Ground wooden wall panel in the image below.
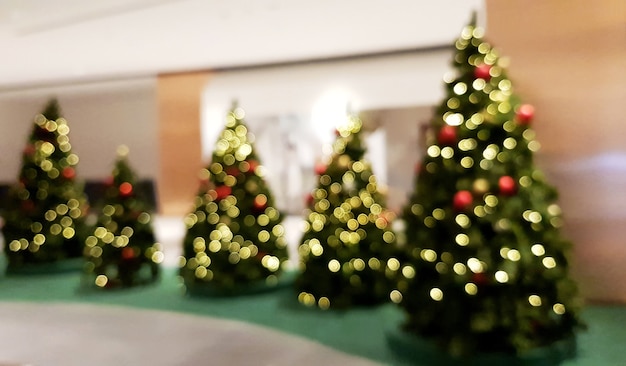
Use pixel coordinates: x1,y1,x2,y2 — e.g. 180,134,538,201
486,0,626,156
486,0,626,303
157,72,211,216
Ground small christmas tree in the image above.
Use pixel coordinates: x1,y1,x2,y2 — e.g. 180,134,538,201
2,99,89,273
83,146,162,288
393,20,584,357
296,115,399,309
180,105,290,295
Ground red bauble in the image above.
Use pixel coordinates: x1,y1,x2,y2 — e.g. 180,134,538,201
199,178,210,191
437,125,458,146
314,162,327,175
23,144,35,156
453,190,473,211
214,185,231,200
82,203,91,216
131,210,142,220
474,64,492,80
516,104,535,124
498,176,517,196
378,211,391,227
306,193,315,207
62,167,76,180
104,176,114,186
472,272,489,286
225,166,240,177
21,199,35,212
119,182,133,197
247,160,259,174
253,194,268,211
121,247,135,260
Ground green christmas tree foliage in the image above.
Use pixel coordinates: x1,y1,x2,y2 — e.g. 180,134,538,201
180,106,289,294
2,99,89,273
83,146,162,288
296,115,399,310
394,22,584,356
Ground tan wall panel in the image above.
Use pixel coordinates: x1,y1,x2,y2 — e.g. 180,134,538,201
157,72,211,215
486,0,626,156
487,0,626,303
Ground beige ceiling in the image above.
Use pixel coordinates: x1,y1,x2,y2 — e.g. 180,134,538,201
0,0,484,90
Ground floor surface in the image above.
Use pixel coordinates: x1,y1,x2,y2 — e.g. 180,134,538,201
0,302,378,366
0,216,624,366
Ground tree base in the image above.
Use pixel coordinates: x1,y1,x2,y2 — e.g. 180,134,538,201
385,323,577,366
4,256,84,276
183,270,296,297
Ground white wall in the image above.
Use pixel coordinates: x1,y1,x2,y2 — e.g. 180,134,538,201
364,106,433,212
201,48,453,154
0,77,159,183
201,50,449,213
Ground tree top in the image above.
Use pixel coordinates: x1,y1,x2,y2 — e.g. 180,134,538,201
41,98,62,121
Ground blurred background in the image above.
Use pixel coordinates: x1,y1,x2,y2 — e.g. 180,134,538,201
0,0,624,305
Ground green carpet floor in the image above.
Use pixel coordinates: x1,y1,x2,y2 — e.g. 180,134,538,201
0,266,624,365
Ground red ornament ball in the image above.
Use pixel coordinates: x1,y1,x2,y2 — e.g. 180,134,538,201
314,162,327,175
246,160,259,174
23,144,35,156
119,182,133,197
453,190,473,211
214,185,231,200
104,176,114,186
516,104,535,124
472,272,489,286
437,125,458,146
121,247,135,260
199,178,211,191
225,166,240,177
377,211,392,227
253,194,268,211
21,199,35,212
498,176,517,196
62,167,76,180
306,193,315,207
474,64,492,80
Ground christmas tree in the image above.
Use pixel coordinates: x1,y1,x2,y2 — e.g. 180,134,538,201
296,115,399,310
2,99,89,273
82,146,162,288
180,105,290,295
393,20,584,357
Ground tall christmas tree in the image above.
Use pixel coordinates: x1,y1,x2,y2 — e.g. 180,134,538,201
83,146,162,288
393,20,584,357
2,99,89,273
180,105,290,295
296,115,399,310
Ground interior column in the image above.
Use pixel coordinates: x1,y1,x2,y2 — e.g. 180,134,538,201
156,71,211,216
